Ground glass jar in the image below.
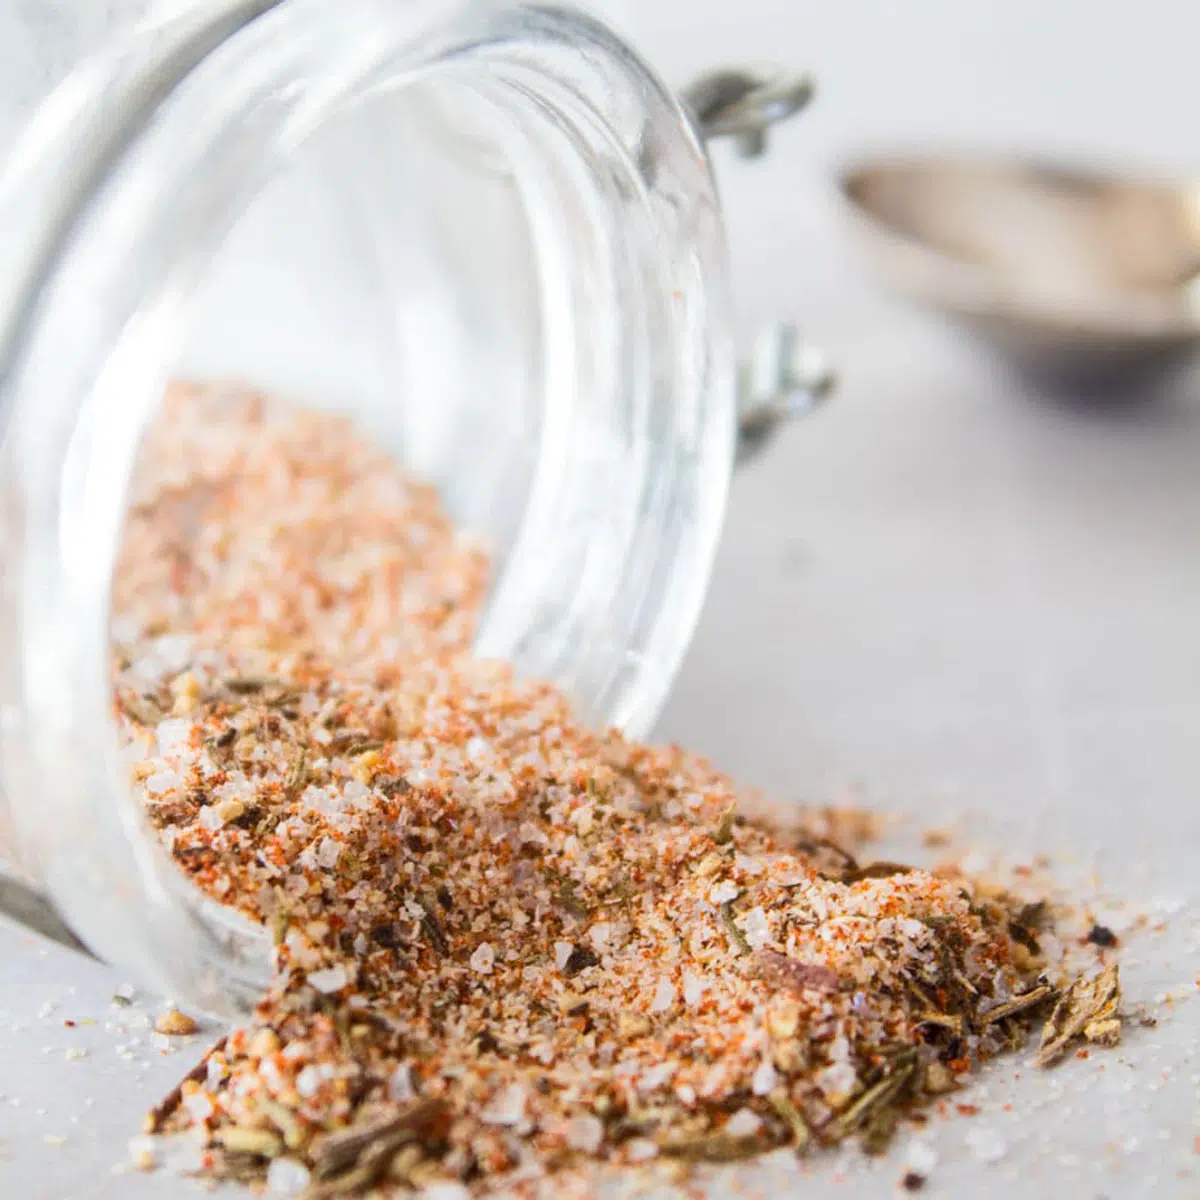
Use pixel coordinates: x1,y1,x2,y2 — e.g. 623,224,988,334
0,0,827,1013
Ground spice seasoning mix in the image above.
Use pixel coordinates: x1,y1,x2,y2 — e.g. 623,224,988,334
114,384,1122,1196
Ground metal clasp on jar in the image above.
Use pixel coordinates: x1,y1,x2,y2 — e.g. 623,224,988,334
682,65,835,464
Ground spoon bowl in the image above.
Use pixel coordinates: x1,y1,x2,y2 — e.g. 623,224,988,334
840,154,1200,389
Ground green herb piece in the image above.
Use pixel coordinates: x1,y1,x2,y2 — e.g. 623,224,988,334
824,1048,918,1147
767,1089,810,1152
284,747,308,798
658,1131,767,1163
419,903,449,956
1034,965,1121,1067
712,806,737,845
720,901,751,956
980,984,1055,1028
306,1100,446,1197
545,870,590,920
915,1010,965,1035
841,861,917,883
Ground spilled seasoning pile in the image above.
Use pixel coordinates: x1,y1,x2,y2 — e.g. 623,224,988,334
115,384,1122,1197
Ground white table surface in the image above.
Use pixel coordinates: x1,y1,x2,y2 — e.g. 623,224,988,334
2,1,1199,1197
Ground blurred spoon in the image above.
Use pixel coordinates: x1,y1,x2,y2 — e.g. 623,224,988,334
839,153,1200,391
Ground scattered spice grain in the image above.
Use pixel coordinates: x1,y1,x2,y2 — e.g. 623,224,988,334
114,385,1125,1195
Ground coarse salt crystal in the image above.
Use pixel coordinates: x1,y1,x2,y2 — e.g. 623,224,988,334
315,837,342,869
709,880,739,905
682,971,706,1007
421,1185,472,1200
389,1064,415,1102
589,923,612,951
554,941,573,971
152,634,194,673
639,1063,676,1093
650,978,675,1012
726,1108,762,1139
751,1060,778,1096
266,1157,311,1196
465,737,491,761
566,1115,604,1154
739,906,771,950
295,1066,323,1098
198,806,226,831
470,943,495,974
625,1138,658,1163
816,1060,857,1102
144,771,182,797
307,965,348,994
155,719,192,757
481,1081,526,1126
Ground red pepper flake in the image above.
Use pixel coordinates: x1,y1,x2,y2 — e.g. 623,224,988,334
114,384,1127,1194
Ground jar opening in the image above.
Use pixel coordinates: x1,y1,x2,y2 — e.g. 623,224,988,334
0,0,734,1011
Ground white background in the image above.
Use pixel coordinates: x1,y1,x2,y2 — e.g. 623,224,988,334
1,2,1199,1198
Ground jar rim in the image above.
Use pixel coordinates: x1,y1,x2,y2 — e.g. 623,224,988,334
0,0,734,1012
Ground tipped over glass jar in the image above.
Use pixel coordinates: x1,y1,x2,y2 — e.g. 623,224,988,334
0,0,830,1013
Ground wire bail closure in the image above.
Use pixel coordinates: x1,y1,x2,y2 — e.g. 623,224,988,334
682,65,834,464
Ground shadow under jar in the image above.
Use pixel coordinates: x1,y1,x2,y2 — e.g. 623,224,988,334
0,0,798,1015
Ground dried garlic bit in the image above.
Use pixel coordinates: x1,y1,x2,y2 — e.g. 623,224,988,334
154,1008,199,1037
214,1126,283,1158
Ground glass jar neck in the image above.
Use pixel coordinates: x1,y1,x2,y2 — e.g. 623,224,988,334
0,0,734,1011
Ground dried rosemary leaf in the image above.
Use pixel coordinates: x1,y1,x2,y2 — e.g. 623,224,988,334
720,901,751,957
658,1131,768,1163
824,1048,919,1147
419,904,450,956
915,1010,965,1035
309,1100,445,1182
223,676,273,693
841,861,917,883
712,806,737,846
980,984,1055,1028
1034,965,1121,1068
767,1089,811,1152
284,747,309,797
545,871,590,920
143,1037,228,1134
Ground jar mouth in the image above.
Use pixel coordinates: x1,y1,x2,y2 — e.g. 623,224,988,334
0,0,733,1011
